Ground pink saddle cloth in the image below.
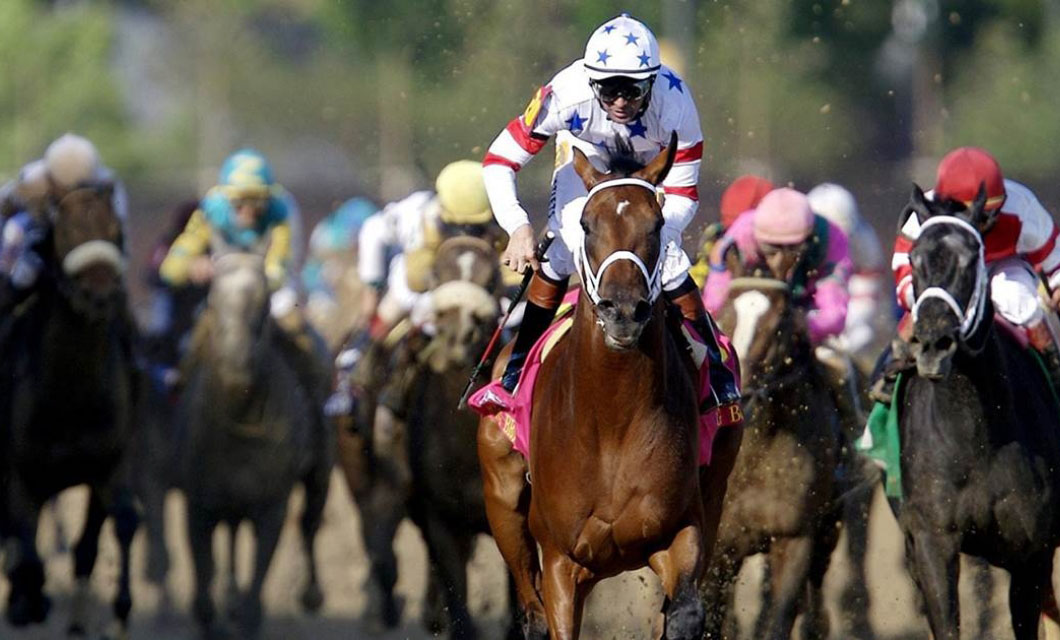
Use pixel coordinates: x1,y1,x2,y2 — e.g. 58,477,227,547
469,296,743,466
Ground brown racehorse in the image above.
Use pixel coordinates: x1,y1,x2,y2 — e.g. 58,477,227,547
479,136,732,639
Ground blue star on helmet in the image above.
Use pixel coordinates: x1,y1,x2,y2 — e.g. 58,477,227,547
566,112,586,134
624,32,639,46
627,118,648,138
638,51,651,67
662,70,684,93
596,49,611,65
602,25,616,34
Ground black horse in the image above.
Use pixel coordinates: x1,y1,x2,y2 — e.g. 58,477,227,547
0,184,140,637
896,183,1060,640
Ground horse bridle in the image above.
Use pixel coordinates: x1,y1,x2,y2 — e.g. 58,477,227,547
910,215,988,341
576,177,664,305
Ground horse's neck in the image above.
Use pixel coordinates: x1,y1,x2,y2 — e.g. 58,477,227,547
47,289,116,371
565,301,670,403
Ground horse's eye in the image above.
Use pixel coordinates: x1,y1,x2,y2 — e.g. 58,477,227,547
581,220,590,235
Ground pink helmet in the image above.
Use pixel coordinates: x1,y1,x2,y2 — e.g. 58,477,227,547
753,188,814,245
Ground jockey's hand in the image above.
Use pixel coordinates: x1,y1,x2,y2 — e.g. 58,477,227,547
188,255,214,285
502,224,538,274
1049,286,1060,311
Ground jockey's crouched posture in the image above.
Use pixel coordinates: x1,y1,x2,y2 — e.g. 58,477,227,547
705,188,862,438
872,147,1060,403
159,148,329,409
0,134,129,317
484,13,741,424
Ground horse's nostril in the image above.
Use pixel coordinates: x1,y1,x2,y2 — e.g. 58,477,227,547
936,336,954,352
633,300,651,322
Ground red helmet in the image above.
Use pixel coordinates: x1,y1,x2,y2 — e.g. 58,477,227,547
720,174,774,229
934,147,1006,211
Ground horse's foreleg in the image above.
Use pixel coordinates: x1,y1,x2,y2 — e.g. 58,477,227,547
540,546,589,640
241,503,286,638
479,419,546,639
188,506,219,634
799,519,840,640
297,459,330,613
417,509,476,639
1009,553,1053,640
763,535,814,640
69,490,107,636
701,536,745,640
699,425,742,563
649,522,706,640
108,486,139,639
2,475,49,627
905,530,960,640
836,468,874,639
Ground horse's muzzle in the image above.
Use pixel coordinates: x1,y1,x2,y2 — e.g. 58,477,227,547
596,297,651,350
912,332,957,379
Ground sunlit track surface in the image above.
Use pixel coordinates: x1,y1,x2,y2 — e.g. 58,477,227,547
0,472,1035,639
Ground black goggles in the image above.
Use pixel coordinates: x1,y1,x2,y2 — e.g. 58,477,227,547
591,77,653,103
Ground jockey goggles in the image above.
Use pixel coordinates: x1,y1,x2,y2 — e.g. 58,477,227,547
590,77,653,104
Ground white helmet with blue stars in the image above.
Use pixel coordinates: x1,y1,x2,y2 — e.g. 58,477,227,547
583,13,661,81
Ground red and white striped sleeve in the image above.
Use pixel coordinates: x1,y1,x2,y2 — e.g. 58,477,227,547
892,214,920,311
482,86,556,235
659,87,703,233
1006,180,1060,289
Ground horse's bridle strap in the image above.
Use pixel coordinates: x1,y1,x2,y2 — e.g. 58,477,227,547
579,177,664,305
911,215,988,339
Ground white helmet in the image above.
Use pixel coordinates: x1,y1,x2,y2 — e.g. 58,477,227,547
583,13,660,81
44,133,101,189
807,182,860,236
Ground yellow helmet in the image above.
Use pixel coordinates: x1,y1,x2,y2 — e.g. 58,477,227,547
435,160,492,225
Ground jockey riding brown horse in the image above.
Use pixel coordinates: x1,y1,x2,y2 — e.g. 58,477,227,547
478,136,737,640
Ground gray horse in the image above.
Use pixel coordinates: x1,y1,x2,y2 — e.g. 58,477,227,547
175,251,331,638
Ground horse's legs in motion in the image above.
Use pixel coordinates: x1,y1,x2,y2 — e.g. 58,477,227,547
189,505,220,635
224,521,240,618
108,485,139,638
142,472,170,589
238,503,286,638
540,546,589,640
69,490,107,636
700,426,742,561
416,507,477,639
358,475,406,629
837,470,874,638
479,421,547,639
298,458,330,613
799,521,840,640
1009,553,1053,640
701,535,750,639
905,530,960,640
3,476,49,627
762,535,814,639
649,522,706,640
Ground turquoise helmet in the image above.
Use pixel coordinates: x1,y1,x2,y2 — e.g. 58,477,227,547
218,148,274,199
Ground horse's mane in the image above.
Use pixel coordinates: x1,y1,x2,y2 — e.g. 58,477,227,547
603,134,644,176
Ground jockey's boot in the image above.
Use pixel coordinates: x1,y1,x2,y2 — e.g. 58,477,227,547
868,314,915,405
499,272,568,392
1027,320,1060,398
667,276,741,412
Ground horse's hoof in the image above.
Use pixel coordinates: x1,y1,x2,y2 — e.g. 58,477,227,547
6,591,51,626
300,582,324,613
663,596,705,640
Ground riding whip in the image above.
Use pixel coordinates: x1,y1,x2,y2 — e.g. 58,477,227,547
457,231,555,409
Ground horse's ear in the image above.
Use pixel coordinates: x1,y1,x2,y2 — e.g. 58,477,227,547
900,183,931,231
572,147,604,190
635,131,677,186
964,181,990,229
722,243,745,278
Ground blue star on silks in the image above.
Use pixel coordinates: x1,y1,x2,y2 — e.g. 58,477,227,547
596,49,611,65
637,51,651,67
662,70,684,93
627,119,648,138
603,25,616,34
566,112,586,134
624,32,639,46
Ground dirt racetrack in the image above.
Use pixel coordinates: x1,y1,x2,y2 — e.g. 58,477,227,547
0,470,1040,639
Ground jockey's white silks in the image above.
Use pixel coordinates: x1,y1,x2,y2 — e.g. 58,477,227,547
577,178,664,305
911,215,988,340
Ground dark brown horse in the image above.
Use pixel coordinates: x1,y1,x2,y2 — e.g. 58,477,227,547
336,235,509,634
479,137,721,639
0,184,140,637
704,255,842,639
